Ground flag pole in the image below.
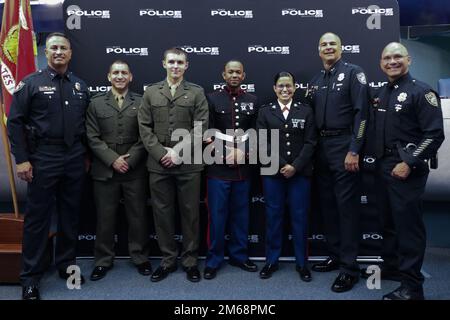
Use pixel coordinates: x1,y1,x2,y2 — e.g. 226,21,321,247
0,96,19,218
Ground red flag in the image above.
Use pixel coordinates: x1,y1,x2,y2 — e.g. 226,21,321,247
0,0,37,122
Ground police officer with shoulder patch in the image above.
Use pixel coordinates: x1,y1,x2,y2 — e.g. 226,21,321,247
86,60,151,281
7,32,89,300
370,42,444,300
138,47,208,283
203,60,258,280
307,32,370,292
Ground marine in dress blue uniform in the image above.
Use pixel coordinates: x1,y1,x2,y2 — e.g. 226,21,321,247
373,43,444,300
256,72,317,281
7,33,89,300
307,33,369,292
203,61,258,280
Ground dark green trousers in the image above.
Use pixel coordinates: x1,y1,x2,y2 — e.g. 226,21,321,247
93,178,150,267
149,172,201,268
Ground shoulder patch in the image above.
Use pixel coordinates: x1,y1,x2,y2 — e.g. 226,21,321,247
14,81,26,93
356,72,367,85
425,91,439,107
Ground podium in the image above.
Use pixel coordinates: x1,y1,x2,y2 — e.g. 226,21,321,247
0,214,23,283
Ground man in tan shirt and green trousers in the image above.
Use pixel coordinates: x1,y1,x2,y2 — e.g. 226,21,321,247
138,48,209,282
86,60,151,281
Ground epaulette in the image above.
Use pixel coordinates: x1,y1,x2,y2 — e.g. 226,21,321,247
185,81,202,89
411,78,434,92
130,91,142,98
91,92,108,100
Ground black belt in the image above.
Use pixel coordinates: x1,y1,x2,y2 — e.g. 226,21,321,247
319,128,351,137
38,137,80,145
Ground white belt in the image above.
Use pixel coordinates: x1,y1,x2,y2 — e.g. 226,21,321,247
214,131,249,143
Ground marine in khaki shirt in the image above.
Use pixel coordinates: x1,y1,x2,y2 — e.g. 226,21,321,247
86,60,151,281
138,48,208,283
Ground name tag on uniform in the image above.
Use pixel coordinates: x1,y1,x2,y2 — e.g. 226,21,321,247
39,86,56,93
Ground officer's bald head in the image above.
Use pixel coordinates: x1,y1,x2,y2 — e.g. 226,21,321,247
380,42,411,82
318,33,341,49
318,32,342,69
381,42,409,58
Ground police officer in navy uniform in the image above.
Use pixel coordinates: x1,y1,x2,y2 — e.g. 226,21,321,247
371,42,444,300
257,72,317,281
7,33,89,300
203,60,258,280
86,60,151,281
307,32,369,292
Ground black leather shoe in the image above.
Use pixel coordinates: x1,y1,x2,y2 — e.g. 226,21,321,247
204,267,217,280
58,269,85,284
229,259,258,272
296,266,312,282
361,267,402,282
259,264,279,279
136,261,152,276
90,266,111,281
185,266,201,282
312,258,339,272
22,286,40,300
383,285,424,300
331,272,359,292
150,265,177,282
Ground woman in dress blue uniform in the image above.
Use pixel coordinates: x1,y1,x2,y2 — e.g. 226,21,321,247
256,72,317,281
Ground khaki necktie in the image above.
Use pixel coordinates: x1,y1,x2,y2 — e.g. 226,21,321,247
170,85,177,97
116,95,124,108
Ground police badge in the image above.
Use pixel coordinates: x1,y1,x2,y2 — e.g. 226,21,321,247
425,91,439,107
337,73,345,81
397,92,407,102
356,72,367,85
75,82,81,91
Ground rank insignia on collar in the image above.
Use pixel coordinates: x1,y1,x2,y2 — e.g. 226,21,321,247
356,72,367,85
75,82,81,91
397,92,407,102
337,73,345,81
425,91,439,107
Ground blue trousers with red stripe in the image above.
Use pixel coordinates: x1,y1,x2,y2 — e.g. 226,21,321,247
262,174,310,267
205,177,251,269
